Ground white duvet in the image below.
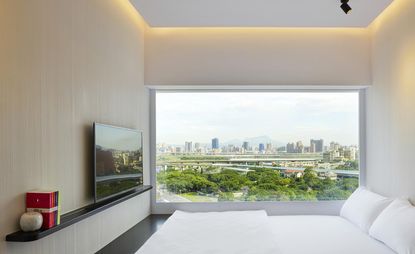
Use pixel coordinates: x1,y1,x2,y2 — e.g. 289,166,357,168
268,215,395,254
136,210,280,254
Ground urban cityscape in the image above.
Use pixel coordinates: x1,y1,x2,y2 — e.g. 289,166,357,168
156,137,359,202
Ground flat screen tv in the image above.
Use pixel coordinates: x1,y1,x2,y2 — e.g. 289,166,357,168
94,123,143,203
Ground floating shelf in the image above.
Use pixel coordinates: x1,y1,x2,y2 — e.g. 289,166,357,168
6,185,152,242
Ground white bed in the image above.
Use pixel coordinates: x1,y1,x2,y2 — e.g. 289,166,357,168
136,211,395,254
136,210,280,254
268,215,395,254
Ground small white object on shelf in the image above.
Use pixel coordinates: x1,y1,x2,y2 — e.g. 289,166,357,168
20,212,43,232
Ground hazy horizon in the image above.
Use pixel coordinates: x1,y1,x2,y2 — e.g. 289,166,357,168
156,92,359,147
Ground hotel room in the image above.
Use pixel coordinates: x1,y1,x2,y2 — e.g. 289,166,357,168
1,0,415,253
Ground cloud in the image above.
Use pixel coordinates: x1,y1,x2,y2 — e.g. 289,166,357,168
156,92,359,146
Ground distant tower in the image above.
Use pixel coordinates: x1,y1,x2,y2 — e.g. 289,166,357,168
122,153,129,165
310,139,324,153
296,141,304,153
212,138,220,150
242,141,249,151
184,141,193,153
194,142,201,151
310,142,316,153
266,143,272,153
330,141,340,151
286,143,295,153
259,143,265,153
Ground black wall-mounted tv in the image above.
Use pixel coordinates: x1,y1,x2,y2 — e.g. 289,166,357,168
93,123,143,203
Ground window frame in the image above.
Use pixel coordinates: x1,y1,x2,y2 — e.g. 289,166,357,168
149,87,367,215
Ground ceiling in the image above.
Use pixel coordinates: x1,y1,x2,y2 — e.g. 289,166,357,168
130,0,393,27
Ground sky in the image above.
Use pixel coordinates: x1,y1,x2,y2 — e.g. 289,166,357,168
156,92,359,147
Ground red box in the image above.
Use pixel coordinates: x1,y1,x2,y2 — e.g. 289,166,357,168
26,190,60,229
26,191,57,209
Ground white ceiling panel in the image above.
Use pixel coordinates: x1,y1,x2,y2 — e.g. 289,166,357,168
130,0,393,27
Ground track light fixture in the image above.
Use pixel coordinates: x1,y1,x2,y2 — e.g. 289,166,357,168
340,0,352,14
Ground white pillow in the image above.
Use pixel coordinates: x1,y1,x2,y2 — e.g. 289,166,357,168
369,199,415,254
340,187,392,232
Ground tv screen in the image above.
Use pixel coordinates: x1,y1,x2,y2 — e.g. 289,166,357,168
94,123,143,202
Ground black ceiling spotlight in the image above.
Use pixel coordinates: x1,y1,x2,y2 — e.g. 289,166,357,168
341,0,352,14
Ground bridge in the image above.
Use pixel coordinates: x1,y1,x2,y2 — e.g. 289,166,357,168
164,157,321,164
160,161,359,178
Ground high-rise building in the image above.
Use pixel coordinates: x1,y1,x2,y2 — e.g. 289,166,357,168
323,151,336,162
122,153,129,165
344,147,357,161
296,141,304,153
310,143,316,153
194,142,201,153
277,146,286,152
212,138,220,149
242,141,249,151
259,143,265,153
286,142,296,153
184,141,192,153
310,139,324,153
317,139,324,152
330,142,340,151
266,143,272,153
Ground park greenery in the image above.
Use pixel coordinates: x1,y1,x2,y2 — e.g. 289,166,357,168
334,160,359,171
157,166,359,202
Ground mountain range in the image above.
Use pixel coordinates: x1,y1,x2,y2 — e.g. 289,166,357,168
223,135,285,147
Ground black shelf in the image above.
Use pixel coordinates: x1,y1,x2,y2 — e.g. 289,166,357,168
6,185,152,242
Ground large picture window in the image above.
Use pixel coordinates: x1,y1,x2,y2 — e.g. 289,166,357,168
155,91,360,203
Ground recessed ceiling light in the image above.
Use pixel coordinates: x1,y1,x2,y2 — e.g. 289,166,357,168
341,0,352,14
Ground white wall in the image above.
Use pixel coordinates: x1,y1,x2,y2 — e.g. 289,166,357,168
367,0,415,202
0,0,150,253
145,28,371,86
146,27,370,215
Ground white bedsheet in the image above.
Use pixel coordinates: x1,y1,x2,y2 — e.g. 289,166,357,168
268,215,395,254
136,210,280,254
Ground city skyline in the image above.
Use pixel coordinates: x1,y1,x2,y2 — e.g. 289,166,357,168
157,136,358,157
156,92,359,146
157,137,357,149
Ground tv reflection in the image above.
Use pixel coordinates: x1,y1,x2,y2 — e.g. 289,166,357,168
94,125,143,201
96,146,143,176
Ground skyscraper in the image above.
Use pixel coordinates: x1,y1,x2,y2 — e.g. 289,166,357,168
242,141,249,151
296,141,304,153
286,143,296,153
330,141,340,151
259,143,265,153
212,138,219,149
266,143,272,153
310,139,324,153
310,143,316,153
185,141,193,153
194,142,201,153
344,147,357,161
